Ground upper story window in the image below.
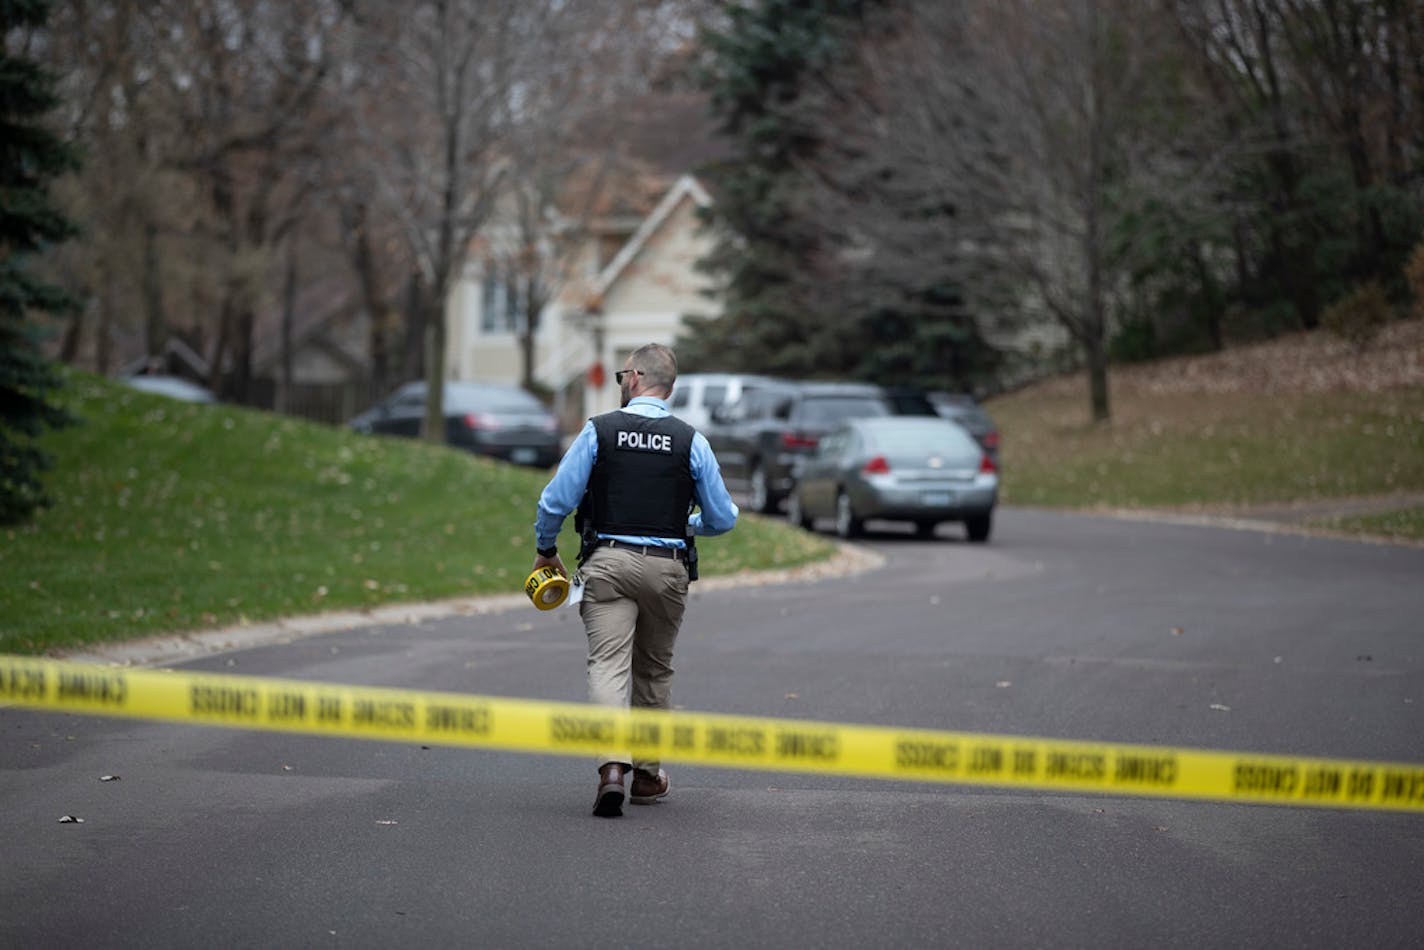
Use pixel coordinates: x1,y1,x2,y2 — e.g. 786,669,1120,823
480,260,523,335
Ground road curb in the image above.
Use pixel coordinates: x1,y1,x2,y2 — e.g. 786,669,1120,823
1083,506,1424,550
59,542,887,669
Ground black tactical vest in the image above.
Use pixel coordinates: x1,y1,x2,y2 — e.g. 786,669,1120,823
587,411,695,539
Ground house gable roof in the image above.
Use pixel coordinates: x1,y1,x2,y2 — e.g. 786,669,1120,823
593,173,712,301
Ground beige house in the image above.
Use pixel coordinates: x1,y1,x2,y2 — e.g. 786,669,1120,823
445,173,719,430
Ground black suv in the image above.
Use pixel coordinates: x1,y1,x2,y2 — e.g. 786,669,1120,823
707,381,937,513
927,392,1001,462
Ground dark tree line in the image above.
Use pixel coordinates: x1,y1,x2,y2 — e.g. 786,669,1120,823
684,0,1424,420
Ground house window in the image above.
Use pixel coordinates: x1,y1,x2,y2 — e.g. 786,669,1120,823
480,261,522,335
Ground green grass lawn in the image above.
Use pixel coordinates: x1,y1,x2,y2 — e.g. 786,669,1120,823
0,372,835,656
990,386,1424,510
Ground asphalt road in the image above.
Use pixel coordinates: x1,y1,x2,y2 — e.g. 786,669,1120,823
3,508,1422,949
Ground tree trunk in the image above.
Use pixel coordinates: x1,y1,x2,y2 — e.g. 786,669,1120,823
519,276,544,391
59,303,85,365
1086,332,1110,423
1193,245,1225,351
1257,5,1321,329
142,220,165,360
97,276,112,374
520,327,536,390
278,238,297,413
348,200,395,394
422,290,446,442
1327,3,1386,274
402,272,425,383
231,294,255,405
209,297,231,397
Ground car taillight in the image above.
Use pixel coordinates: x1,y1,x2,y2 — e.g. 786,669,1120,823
862,455,891,475
982,431,1000,450
979,454,997,474
464,412,500,431
781,431,819,450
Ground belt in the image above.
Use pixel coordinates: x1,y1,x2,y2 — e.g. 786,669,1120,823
595,539,686,560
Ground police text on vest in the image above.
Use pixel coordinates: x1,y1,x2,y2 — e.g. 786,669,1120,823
616,430,673,453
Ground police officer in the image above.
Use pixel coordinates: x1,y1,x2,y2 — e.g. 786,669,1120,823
533,343,739,817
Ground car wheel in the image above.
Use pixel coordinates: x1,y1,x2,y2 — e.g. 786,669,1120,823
914,520,938,539
749,463,777,514
835,491,863,539
965,511,992,543
787,489,813,531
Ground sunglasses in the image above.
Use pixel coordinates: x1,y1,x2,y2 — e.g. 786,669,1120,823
614,369,642,385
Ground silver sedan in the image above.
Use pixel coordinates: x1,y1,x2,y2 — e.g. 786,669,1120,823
786,416,999,542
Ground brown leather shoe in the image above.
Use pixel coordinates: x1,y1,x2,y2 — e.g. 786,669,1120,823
593,763,626,817
629,768,671,804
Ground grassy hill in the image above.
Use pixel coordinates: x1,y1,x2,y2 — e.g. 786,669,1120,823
989,319,1424,536
0,373,835,655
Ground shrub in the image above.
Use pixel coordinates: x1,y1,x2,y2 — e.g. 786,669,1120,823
1321,281,1392,349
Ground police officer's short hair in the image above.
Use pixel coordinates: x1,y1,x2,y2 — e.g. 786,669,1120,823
630,343,677,393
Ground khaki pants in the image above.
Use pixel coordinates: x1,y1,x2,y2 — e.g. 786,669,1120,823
578,545,689,771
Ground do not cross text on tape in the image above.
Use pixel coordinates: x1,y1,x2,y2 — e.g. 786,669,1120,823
2,655,1421,813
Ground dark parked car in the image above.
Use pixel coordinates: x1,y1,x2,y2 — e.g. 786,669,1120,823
707,381,937,513
928,392,1000,461
349,381,560,468
786,416,998,542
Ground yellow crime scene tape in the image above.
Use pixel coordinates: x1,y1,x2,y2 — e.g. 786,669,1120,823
2,654,1421,813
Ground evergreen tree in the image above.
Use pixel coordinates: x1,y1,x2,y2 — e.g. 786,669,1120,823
680,0,868,376
0,0,80,525
683,0,1001,392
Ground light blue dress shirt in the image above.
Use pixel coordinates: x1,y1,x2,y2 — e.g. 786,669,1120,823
535,396,739,551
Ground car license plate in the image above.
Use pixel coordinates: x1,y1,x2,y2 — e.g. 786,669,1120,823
922,492,952,507
511,448,537,464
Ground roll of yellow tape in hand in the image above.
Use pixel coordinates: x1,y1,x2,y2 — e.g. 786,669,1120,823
524,566,569,610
